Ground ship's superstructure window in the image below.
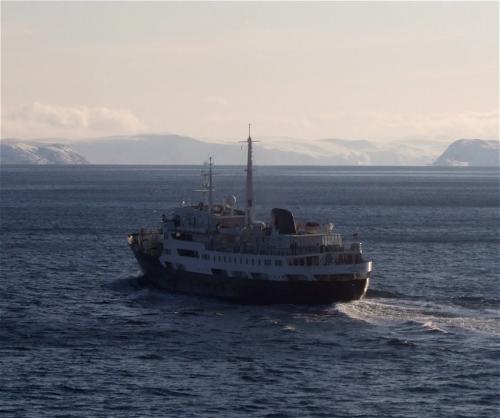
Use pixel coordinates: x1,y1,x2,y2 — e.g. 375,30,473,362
306,256,319,266
287,256,319,266
336,254,355,265
202,254,210,260
274,260,282,266
177,249,199,258
164,248,171,254
264,260,272,266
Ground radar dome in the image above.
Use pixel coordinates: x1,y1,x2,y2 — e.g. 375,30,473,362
224,195,237,207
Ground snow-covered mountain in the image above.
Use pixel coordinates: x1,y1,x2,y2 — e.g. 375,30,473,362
433,139,499,166
66,134,448,165
258,137,445,165
0,141,88,165
5,135,495,166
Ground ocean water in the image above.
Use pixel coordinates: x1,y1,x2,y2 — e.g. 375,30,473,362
0,165,499,417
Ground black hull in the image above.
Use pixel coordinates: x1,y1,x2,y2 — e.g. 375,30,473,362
133,251,369,305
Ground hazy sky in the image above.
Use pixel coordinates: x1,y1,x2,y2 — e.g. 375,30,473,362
1,1,498,143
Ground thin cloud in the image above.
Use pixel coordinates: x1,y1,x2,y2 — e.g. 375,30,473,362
2,102,145,139
198,110,499,143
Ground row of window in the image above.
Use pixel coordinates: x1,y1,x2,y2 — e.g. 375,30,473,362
165,262,273,280
287,254,363,266
167,262,348,283
177,249,199,258
288,256,320,266
210,254,283,266
173,249,284,266
168,247,362,267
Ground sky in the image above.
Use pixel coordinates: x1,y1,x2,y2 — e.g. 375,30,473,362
1,1,498,144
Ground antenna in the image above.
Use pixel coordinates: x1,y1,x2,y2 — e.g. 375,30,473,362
195,157,215,231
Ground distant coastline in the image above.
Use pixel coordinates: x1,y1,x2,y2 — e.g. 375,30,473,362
1,136,498,167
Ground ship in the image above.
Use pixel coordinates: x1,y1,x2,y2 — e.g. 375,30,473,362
127,127,372,304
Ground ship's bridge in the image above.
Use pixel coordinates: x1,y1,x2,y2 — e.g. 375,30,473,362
167,203,246,232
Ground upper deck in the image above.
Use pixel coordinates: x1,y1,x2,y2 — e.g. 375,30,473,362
161,202,347,257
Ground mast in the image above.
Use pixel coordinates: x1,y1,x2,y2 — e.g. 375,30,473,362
245,124,255,227
208,157,213,213
208,157,213,230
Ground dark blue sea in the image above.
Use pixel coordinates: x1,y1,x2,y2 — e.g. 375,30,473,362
1,165,499,417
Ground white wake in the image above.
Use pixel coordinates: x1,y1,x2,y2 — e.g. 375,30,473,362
334,298,500,336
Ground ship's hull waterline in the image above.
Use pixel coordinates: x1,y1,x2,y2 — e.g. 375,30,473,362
133,251,370,305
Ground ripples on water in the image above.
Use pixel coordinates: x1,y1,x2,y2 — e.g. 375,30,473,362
0,166,499,417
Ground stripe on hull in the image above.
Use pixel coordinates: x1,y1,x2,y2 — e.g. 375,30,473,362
134,250,369,305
